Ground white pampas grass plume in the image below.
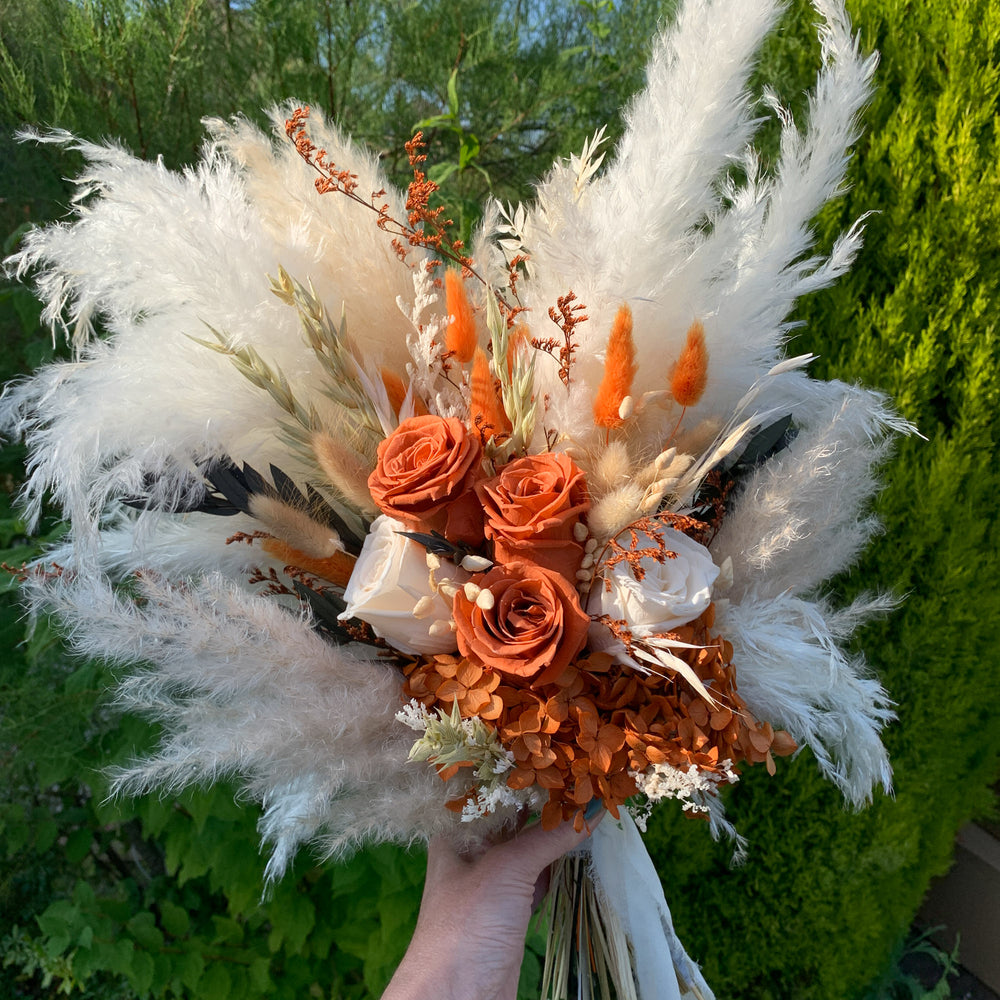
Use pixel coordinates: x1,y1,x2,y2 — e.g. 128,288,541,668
718,591,895,805
505,0,878,460
711,382,912,602
30,570,503,872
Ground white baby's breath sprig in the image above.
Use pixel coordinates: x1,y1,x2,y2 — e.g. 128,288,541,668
632,759,739,814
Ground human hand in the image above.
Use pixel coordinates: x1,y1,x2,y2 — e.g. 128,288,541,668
381,813,602,1000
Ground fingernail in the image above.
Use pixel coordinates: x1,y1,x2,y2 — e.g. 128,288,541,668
584,799,604,821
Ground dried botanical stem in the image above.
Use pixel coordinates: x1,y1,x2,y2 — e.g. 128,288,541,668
533,291,587,387
285,108,475,277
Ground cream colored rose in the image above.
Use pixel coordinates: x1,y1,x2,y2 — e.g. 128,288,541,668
588,527,719,638
339,515,461,655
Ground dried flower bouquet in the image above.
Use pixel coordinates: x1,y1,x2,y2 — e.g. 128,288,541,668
2,0,911,996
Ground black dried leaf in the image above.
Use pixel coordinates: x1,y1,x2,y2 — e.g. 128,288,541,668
396,529,475,562
240,462,270,498
204,461,254,515
120,470,241,516
292,579,348,624
734,414,795,469
270,463,307,507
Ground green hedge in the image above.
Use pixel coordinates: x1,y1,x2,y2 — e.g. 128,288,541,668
644,2,1000,997
2,1,997,998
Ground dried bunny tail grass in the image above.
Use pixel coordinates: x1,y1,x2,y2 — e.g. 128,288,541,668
718,590,894,806
586,439,634,495
588,483,646,543
247,494,344,558
669,320,708,408
310,430,378,515
444,268,478,363
470,347,511,443
593,304,637,429
259,537,356,588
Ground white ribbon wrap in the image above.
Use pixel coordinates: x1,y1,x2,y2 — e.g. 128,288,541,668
588,812,715,1000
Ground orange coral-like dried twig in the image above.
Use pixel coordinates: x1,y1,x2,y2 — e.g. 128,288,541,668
285,109,474,277
532,292,587,388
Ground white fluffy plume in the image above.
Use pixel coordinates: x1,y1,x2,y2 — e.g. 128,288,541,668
30,571,494,867
507,0,879,449
2,0,905,872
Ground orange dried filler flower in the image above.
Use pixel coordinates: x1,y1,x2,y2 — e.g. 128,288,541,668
593,304,637,429
670,319,709,407
403,603,796,831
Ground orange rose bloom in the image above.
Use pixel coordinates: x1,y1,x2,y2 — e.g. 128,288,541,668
368,415,483,537
476,452,589,578
454,561,590,686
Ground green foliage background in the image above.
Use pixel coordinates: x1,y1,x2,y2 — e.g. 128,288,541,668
1,1,997,997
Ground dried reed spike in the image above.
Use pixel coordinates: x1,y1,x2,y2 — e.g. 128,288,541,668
670,320,709,407
444,268,477,363
593,304,637,429
470,347,512,443
506,322,530,380
248,494,344,559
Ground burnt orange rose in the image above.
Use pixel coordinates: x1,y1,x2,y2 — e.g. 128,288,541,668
476,452,589,578
454,561,589,686
368,415,483,537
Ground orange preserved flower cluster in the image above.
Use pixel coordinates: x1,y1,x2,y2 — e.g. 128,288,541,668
403,603,796,831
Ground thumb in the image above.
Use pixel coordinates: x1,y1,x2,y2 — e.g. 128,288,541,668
491,810,605,877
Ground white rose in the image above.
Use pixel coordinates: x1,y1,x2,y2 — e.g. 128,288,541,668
588,527,719,643
339,515,463,655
